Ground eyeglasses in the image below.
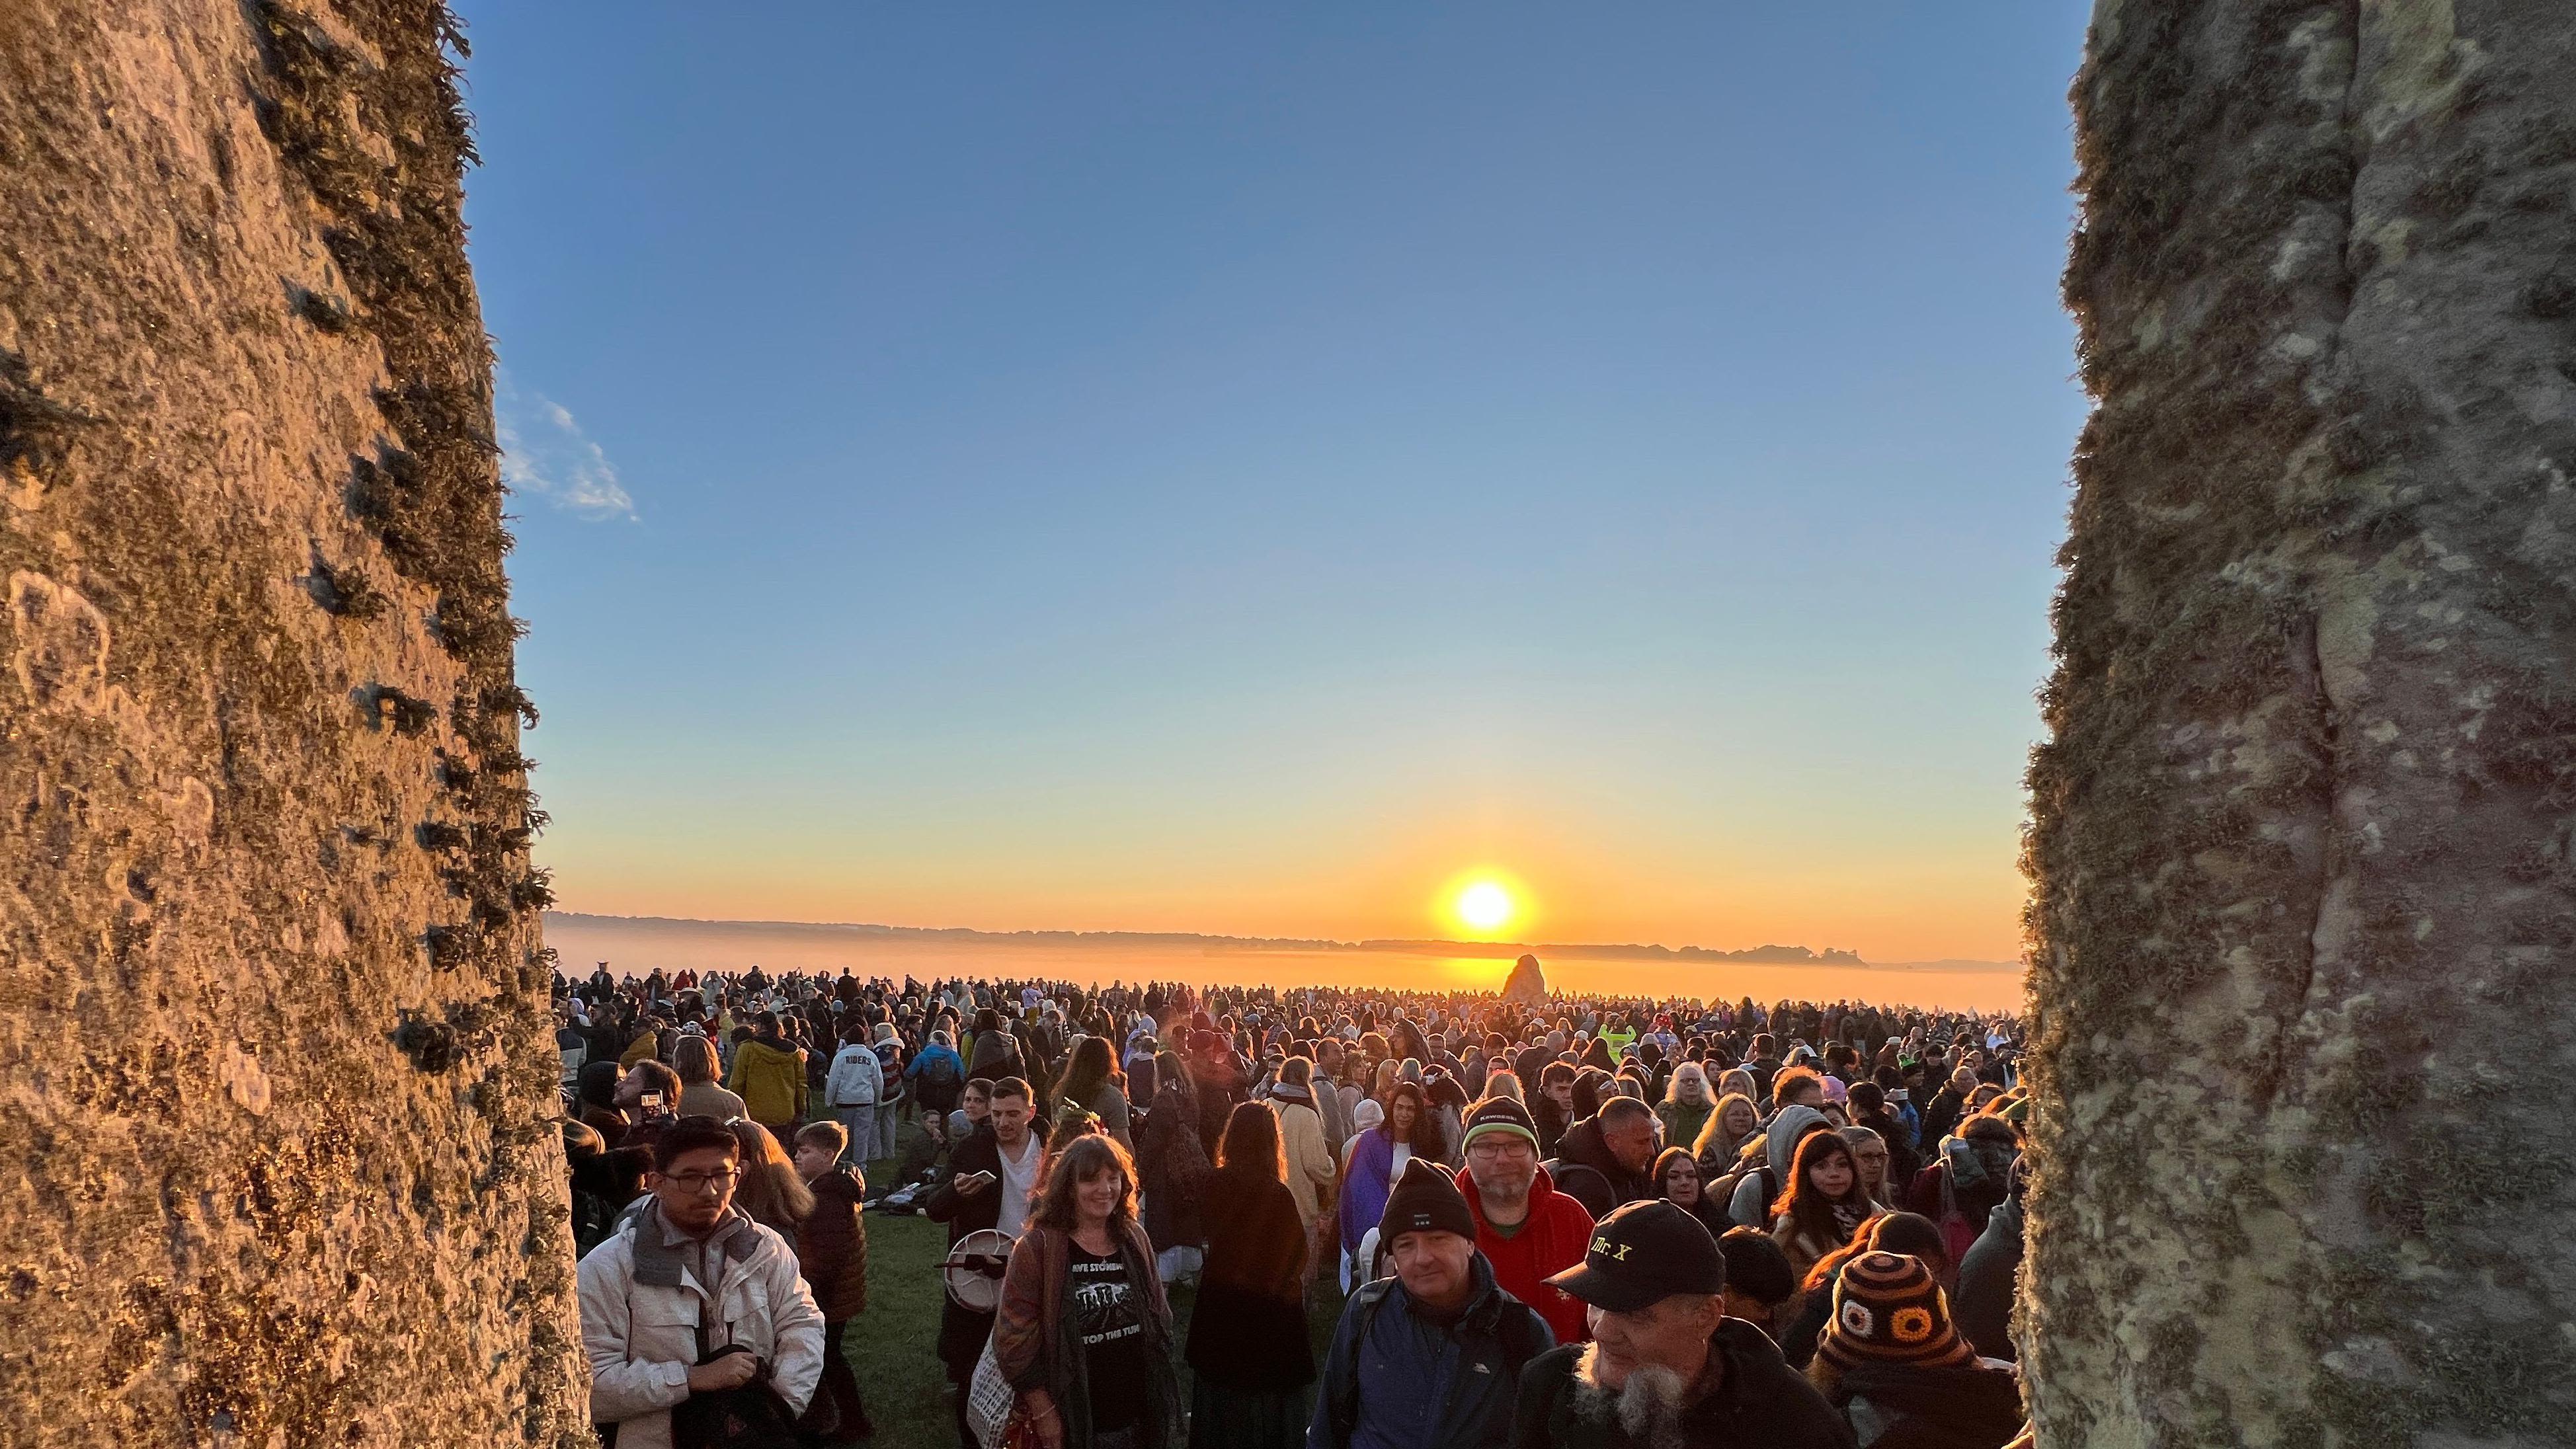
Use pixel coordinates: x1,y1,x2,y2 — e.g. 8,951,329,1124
663,1168,741,1193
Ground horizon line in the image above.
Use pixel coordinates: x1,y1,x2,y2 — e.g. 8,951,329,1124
543,910,2021,972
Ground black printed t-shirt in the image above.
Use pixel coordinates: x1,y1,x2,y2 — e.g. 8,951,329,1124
1067,1240,1148,1430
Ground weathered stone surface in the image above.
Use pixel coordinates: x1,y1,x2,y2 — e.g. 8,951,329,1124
1501,952,1549,1005
2026,2,2576,1444
0,3,583,1444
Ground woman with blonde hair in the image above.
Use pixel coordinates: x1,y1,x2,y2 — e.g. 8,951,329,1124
1480,1068,1523,1103
1839,1124,1897,1210
1715,1067,1758,1105
1692,1090,1763,1182
1361,1057,1397,1115
994,1132,1184,1449
672,1034,746,1121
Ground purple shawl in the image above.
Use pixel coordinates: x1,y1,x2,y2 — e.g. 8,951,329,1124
1338,1126,1400,1253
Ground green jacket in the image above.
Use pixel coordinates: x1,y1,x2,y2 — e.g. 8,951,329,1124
728,1035,807,1127
1657,1098,1713,1156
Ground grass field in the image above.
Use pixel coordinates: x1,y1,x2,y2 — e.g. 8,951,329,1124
846,1126,1348,1446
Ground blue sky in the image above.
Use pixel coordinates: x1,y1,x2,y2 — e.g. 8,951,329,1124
456,3,2093,961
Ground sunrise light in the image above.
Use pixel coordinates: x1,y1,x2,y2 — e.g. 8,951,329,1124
1453,879,1517,935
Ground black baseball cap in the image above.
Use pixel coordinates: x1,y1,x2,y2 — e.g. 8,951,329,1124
1545,1200,1726,1313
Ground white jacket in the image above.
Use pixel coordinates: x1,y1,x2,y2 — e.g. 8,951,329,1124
825,1042,883,1107
577,1204,825,1449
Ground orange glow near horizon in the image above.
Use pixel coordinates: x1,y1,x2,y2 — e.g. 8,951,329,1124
538,803,2032,965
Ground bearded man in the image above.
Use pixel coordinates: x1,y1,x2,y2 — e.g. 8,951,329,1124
1509,1200,1853,1449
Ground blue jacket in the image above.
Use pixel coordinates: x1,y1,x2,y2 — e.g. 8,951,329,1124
1308,1254,1553,1449
905,1042,964,1085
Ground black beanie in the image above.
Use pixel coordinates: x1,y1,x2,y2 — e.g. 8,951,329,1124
1380,1157,1476,1243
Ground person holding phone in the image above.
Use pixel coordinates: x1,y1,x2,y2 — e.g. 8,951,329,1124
926,1077,1045,1449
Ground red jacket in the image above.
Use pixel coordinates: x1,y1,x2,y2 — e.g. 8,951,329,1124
1453,1162,1595,1345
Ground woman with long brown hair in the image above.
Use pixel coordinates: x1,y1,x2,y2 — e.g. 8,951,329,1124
725,1118,815,1243
1653,1145,1731,1237
1771,1126,1879,1282
994,1132,1184,1449
1051,1034,1133,1150
1137,1046,1209,1285
1184,1101,1313,1448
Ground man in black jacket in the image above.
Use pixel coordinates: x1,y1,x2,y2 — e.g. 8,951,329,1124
1953,1157,2028,1362
1918,1063,1976,1147
1553,1097,1660,1207
1741,1034,1785,1107
1513,1200,1855,1449
923,1077,1045,1449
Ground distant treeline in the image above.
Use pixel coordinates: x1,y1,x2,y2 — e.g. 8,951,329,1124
542,912,1870,965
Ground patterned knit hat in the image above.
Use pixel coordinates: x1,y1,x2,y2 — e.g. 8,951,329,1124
1820,1252,1976,1372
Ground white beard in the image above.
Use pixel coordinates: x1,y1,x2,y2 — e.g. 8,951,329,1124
1569,1344,1691,1449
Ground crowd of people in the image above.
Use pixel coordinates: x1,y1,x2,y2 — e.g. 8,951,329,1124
559,956,2033,1449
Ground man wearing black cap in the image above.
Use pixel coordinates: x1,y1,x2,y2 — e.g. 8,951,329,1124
1511,1200,1854,1449
1310,1159,1555,1449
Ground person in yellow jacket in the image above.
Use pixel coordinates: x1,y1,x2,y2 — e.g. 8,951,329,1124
725,1010,808,1134
620,1018,666,1069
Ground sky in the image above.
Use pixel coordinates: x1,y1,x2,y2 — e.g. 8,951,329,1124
454,3,2094,964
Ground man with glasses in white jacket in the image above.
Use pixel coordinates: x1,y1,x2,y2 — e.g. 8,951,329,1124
578,1115,825,1448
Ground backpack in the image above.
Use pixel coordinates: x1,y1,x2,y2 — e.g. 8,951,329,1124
973,1031,1024,1080
924,1049,961,1087
1712,1161,1779,1226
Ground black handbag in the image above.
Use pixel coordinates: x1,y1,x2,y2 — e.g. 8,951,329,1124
668,1343,800,1449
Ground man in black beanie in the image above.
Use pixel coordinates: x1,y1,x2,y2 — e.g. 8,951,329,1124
1310,1159,1554,1449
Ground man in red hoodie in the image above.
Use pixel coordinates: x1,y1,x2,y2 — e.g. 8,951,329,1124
1452,1096,1595,1344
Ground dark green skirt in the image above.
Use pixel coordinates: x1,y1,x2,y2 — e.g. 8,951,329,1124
1187,1376,1310,1449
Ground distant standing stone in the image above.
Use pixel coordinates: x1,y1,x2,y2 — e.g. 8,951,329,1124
1502,953,1548,1005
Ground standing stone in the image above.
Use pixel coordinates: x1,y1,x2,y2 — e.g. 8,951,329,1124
1502,952,1549,1005
0,3,583,1444
2025,3,2576,1444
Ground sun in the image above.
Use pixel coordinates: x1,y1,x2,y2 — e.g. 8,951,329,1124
1455,880,1516,934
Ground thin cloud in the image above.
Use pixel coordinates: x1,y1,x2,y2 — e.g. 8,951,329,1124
497,375,637,520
